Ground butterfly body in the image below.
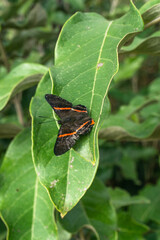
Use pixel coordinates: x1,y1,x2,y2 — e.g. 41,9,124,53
45,94,95,156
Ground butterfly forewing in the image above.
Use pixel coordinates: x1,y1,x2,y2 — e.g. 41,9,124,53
45,94,73,119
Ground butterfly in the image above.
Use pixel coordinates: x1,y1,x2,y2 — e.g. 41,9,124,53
45,94,95,156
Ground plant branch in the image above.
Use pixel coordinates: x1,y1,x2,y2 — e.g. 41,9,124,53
132,74,138,93
79,229,85,240
13,93,25,127
127,99,158,119
0,34,10,72
144,17,160,29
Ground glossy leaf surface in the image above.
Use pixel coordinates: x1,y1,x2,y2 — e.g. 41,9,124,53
31,2,143,215
100,78,160,141
0,63,48,111
0,129,57,240
130,180,160,224
60,179,117,240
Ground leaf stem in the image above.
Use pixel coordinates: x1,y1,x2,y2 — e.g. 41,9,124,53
79,229,85,240
0,34,10,72
0,34,25,126
13,93,25,127
127,99,158,119
132,74,138,93
144,17,160,29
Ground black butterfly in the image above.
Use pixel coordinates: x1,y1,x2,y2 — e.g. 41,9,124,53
45,94,95,156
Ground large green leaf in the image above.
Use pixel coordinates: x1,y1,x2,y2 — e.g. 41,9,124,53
117,212,148,240
140,0,160,14
60,179,148,240
108,187,149,209
140,2,160,27
130,180,160,224
31,1,143,215
0,63,48,111
100,88,160,141
114,56,145,83
0,123,22,138
121,30,160,55
4,4,47,29
0,129,57,240
121,1,160,55
60,178,117,240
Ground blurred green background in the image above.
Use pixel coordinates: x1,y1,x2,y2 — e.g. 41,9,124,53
0,0,160,239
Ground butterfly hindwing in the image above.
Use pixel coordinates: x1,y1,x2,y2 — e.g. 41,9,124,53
54,118,94,155
54,123,79,156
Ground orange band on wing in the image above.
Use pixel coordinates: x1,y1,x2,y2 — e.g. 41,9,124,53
54,107,87,113
91,119,95,125
54,107,71,110
58,131,77,138
58,120,94,138
73,109,87,113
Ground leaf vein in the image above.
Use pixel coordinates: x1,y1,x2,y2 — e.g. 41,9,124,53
89,21,113,111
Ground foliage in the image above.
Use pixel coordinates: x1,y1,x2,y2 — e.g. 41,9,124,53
0,0,160,239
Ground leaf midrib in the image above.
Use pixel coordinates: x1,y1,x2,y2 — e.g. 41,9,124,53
89,21,113,111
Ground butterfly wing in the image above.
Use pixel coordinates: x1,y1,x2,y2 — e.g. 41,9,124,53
54,118,94,155
45,94,95,155
54,123,79,156
45,94,73,119
45,94,89,122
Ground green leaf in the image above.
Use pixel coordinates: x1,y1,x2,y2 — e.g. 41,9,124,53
57,221,71,240
64,0,85,11
130,180,160,224
121,30,160,55
108,187,150,209
60,179,149,240
117,212,148,240
100,90,160,141
140,0,160,14
60,178,117,240
0,123,22,138
5,28,54,55
98,144,157,184
0,129,58,240
0,218,6,240
4,4,47,29
114,56,145,83
31,2,144,215
50,11,71,25
140,2,160,27
121,1,160,55
0,63,48,111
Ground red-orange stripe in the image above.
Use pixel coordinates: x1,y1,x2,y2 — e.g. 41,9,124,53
91,119,95,125
73,109,87,113
54,107,87,113
54,107,71,110
58,131,76,138
76,120,90,132
58,120,92,138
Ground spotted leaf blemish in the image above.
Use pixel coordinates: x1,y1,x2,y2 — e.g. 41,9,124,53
50,179,59,188
97,62,104,68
